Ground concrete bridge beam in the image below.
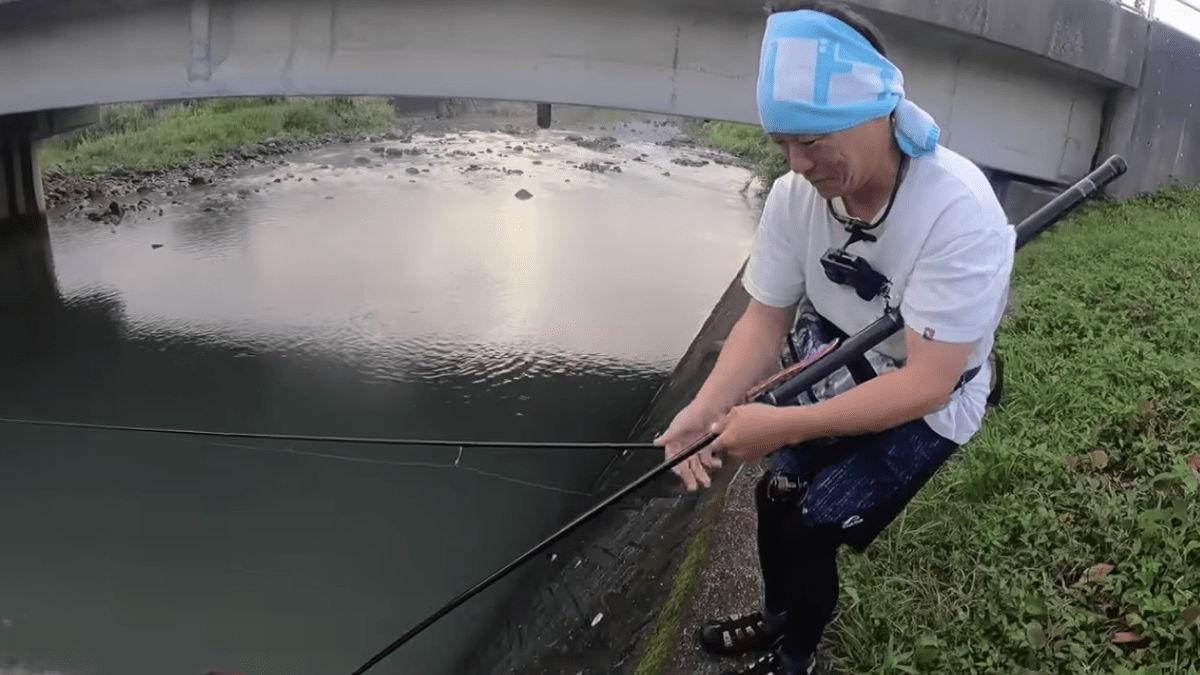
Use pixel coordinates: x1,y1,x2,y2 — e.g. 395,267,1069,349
2,1,1192,191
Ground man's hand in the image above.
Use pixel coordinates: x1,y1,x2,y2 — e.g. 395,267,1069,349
654,402,727,492
708,402,795,465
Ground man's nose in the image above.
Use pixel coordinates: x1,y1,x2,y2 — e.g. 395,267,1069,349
785,144,815,174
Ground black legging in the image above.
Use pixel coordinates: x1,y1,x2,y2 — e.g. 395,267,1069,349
755,471,841,660
752,417,960,662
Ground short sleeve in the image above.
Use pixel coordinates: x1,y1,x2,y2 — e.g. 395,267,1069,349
900,198,1015,344
742,180,806,308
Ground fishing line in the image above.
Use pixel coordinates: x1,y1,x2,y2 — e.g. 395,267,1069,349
179,437,597,497
0,417,661,452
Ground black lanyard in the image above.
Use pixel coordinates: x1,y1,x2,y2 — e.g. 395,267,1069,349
818,152,909,303
826,151,909,247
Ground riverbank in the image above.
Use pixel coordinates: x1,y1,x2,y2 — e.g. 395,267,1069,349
648,121,1200,675
682,120,787,196
38,97,397,179
36,99,759,228
37,97,398,219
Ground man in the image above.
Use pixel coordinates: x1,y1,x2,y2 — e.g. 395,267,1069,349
652,3,1015,675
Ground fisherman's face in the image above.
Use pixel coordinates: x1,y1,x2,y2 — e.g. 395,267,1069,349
770,118,888,200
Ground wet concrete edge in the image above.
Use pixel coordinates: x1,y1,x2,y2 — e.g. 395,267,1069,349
456,260,754,675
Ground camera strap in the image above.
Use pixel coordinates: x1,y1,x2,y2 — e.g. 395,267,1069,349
842,224,876,247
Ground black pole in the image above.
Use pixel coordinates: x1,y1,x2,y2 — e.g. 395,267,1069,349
347,155,1127,675
1014,155,1127,249
759,154,1128,406
536,103,552,129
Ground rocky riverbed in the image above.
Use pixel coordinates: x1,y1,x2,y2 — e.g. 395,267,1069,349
41,115,758,230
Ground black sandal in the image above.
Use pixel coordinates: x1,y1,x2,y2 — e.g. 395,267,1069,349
720,651,821,675
697,611,783,657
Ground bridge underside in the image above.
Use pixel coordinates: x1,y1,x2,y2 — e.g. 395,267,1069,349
0,0,1141,187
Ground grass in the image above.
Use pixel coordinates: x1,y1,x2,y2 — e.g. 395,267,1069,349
826,187,1200,675
37,97,398,179
633,480,730,675
685,120,788,192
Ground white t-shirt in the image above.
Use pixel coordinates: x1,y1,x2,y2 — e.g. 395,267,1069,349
742,144,1015,445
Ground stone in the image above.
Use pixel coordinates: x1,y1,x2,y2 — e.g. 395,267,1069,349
515,189,534,200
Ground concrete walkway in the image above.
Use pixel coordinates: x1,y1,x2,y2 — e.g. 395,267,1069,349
662,457,847,675
663,458,769,675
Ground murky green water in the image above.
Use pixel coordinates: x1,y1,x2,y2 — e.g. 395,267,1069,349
0,116,757,675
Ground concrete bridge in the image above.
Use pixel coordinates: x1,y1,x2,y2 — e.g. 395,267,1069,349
0,0,1197,188
2,0,1198,202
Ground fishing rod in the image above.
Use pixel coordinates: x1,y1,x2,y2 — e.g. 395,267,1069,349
0,417,661,451
348,154,1128,675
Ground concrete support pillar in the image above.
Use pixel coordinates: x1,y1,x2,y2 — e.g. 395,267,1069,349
0,135,58,310
537,103,552,129
0,105,97,311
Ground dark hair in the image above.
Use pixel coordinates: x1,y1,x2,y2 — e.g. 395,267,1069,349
763,1,888,56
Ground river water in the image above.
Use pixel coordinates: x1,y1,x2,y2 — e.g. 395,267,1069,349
0,110,758,675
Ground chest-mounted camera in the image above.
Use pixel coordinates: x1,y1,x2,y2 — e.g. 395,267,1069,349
819,247,890,301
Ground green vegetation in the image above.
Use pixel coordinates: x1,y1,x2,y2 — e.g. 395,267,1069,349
825,187,1200,675
686,120,789,190
38,97,397,178
633,484,729,675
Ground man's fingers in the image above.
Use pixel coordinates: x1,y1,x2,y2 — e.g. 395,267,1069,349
686,457,711,489
680,456,710,491
680,458,699,491
664,439,718,492
668,447,693,488
699,449,723,469
695,460,712,488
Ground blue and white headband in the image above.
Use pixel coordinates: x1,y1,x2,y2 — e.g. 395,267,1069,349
756,9,940,158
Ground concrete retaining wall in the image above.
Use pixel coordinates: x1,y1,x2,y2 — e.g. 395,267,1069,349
457,263,754,675
1101,20,1200,198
